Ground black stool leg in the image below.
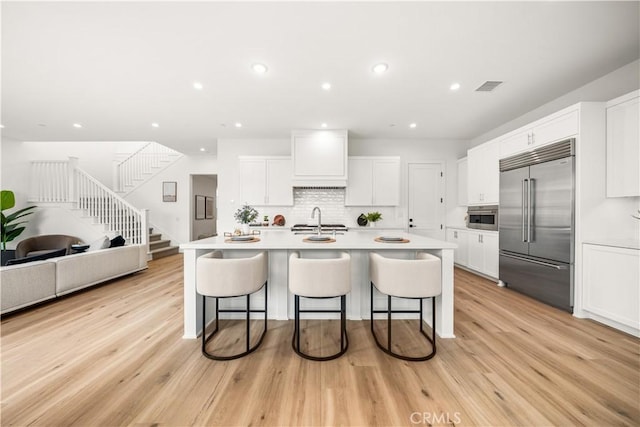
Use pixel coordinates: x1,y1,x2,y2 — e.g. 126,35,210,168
370,283,437,362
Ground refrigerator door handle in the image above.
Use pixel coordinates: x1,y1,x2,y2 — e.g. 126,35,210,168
527,178,533,243
500,252,568,270
522,179,527,242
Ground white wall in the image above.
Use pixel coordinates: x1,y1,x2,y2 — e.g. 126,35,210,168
471,59,640,147
123,155,218,245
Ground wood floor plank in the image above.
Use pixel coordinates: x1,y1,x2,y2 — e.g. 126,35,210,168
1,255,638,426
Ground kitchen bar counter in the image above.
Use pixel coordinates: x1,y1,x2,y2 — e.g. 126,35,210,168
180,230,456,339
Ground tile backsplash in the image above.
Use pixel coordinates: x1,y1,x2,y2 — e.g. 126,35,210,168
290,188,349,224
256,187,404,228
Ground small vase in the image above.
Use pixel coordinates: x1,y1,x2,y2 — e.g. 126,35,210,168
241,223,250,235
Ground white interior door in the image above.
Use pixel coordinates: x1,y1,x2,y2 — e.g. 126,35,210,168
408,162,445,239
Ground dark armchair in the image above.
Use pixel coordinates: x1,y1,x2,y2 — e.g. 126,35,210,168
15,235,80,258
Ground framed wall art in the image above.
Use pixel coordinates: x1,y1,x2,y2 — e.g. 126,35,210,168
162,181,177,202
205,196,214,219
195,195,205,220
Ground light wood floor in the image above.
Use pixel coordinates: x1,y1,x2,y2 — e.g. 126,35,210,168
1,254,638,426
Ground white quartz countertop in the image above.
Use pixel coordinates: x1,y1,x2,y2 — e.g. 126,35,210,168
582,239,640,250
180,230,457,250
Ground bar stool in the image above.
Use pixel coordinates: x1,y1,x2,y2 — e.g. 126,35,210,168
289,252,351,361
196,251,268,360
369,252,441,361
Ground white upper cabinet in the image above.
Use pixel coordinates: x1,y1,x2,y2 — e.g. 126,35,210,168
606,91,639,197
500,109,579,159
291,130,348,187
457,157,468,206
345,157,400,206
467,139,499,205
239,156,293,206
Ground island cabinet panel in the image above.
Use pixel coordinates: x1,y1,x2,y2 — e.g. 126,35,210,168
467,139,499,205
446,228,468,266
606,91,639,197
500,109,579,159
582,244,639,335
345,156,400,206
239,156,293,206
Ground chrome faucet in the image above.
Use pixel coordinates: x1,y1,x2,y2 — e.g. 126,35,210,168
311,206,322,236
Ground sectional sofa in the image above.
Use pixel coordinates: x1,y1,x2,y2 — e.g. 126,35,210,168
1,244,148,315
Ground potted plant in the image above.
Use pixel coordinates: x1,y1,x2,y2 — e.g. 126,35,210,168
366,211,382,227
1,190,37,265
234,203,258,235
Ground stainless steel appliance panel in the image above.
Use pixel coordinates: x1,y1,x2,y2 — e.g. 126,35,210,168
528,157,574,263
499,252,571,312
499,167,529,255
467,205,499,231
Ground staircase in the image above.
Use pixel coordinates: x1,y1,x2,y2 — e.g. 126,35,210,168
148,231,179,260
115,142,183,194
30,158,148,247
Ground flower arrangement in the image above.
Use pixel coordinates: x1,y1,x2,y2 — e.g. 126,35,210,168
234,204,258,224
366,211,383,223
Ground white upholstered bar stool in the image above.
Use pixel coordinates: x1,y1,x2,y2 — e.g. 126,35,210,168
196,251,268,360
369,252,442,361
288,252,351,361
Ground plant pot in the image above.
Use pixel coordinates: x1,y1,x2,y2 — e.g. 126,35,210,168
241,223,250,235
369,222,376,228
1,250,16,266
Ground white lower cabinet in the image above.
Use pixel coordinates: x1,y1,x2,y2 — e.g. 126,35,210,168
467,231,499,279
446,228,498,279
582,244,639,335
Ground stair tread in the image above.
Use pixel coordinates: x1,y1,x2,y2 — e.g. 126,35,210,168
149,246,178,253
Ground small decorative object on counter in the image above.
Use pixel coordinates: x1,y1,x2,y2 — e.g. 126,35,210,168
262,215,269,226
357,213,368,227
234,203,258,235
366,211,382,227
272,214,286,226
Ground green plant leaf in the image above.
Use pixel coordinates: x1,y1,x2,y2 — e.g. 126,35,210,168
4,206,37,222
0,190,16,211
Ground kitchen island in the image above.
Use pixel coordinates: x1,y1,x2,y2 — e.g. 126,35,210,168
180,230,456,339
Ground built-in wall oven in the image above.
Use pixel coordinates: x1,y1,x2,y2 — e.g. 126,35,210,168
467,205,498,231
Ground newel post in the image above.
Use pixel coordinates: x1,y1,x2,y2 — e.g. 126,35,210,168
68,156,79,203
141,208,150,247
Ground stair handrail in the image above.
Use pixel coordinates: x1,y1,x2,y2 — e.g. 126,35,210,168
74,166,149,245
29,158,148,246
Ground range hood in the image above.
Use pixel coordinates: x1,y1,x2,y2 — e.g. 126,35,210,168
291,129,348,187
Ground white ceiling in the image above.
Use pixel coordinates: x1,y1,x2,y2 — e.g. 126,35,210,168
2,1,639,154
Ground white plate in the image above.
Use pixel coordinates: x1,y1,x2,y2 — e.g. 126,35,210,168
379,236,404,242
231,235,254,241
307,235,332,241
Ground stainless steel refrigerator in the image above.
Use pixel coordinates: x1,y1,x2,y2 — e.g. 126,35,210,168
499,139,575,312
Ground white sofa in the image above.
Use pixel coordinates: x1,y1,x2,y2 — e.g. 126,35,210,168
1,245,148,315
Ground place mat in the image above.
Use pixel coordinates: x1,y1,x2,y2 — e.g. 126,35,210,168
224,237,261,243
303,237,336,243
374,237,410,243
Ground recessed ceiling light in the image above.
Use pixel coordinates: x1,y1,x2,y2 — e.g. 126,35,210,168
409,123,417,128
450,82,461,91
151,123,159,128
235,122,242,128
321,82,331,91
321,123,328,128
73,123,82,128
193,82,203,90
252,63,268,74
200,148,206,152
372,63,389,74
0,124,4,129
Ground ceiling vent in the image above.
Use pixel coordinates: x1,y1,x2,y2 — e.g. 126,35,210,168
475,81,503,92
